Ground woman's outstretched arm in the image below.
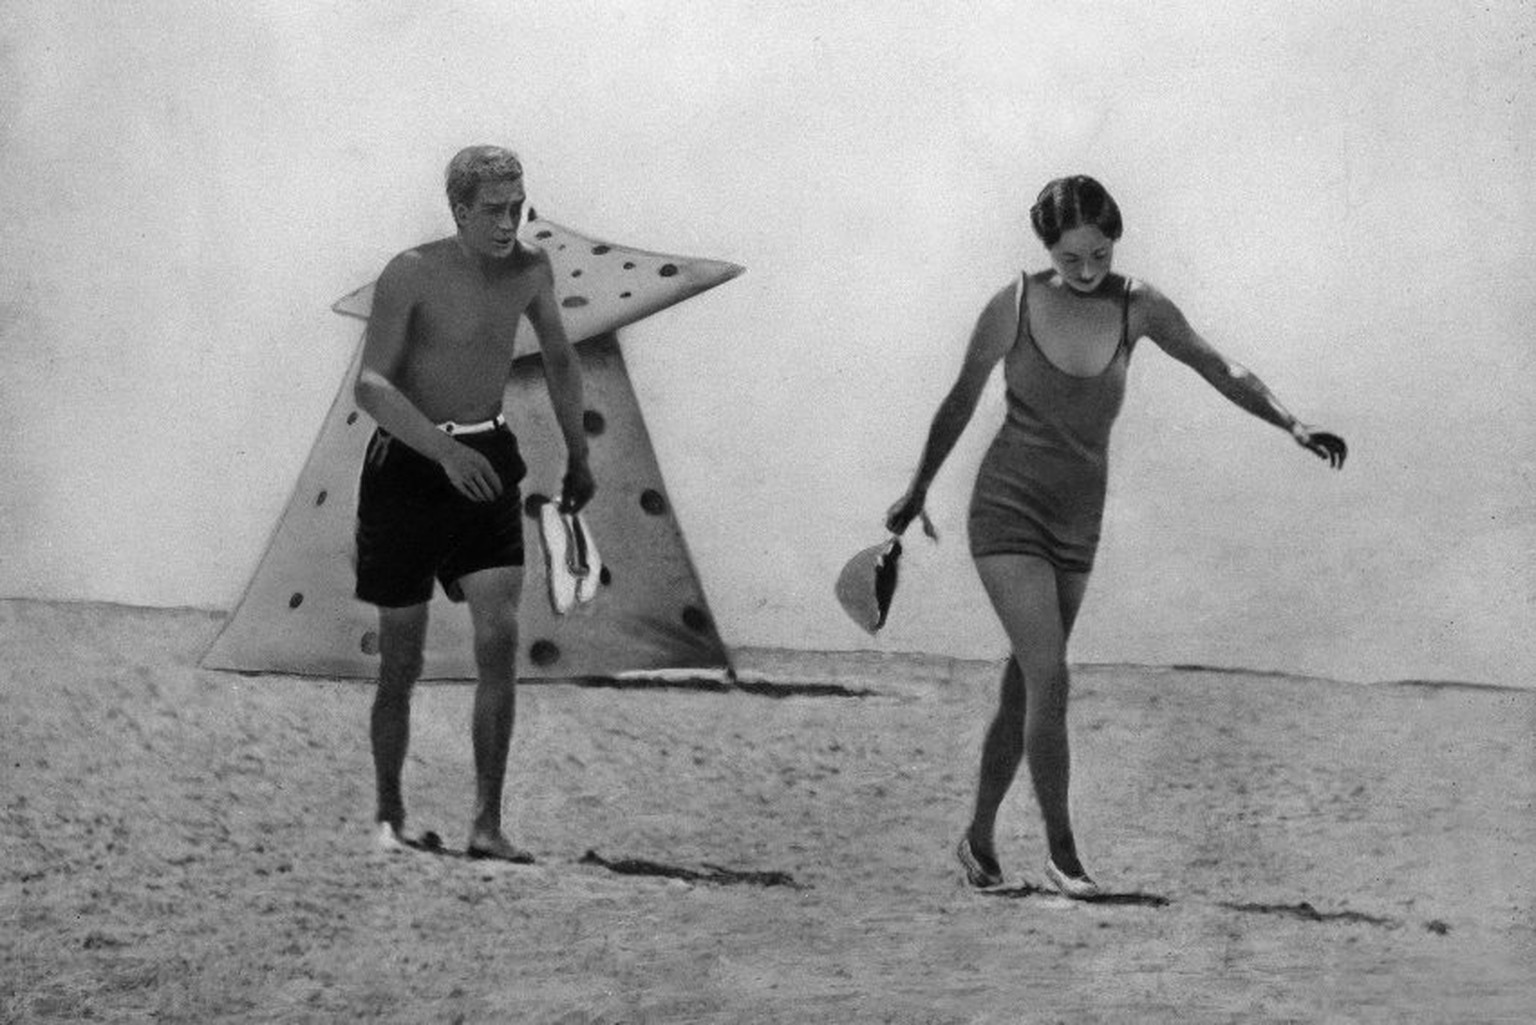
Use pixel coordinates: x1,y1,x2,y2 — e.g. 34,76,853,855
1140,282,1347,468
887,283,1019,534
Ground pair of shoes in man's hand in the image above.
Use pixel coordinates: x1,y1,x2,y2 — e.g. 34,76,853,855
539,500,602,615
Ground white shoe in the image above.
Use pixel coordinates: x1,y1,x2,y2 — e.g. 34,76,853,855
571,514,602,605
539,502,579,615
956,836,1005,889
1045,859,1102,900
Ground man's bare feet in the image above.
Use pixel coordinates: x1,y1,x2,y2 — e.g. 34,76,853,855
466,832,535,864
375,821,412,853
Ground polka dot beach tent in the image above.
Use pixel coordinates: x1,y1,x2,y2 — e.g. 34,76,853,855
201,213,743,680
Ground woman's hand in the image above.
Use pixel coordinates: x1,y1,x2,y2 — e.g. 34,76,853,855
886,487,938,538
1292,424,1348,469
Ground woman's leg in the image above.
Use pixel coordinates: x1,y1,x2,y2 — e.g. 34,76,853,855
1056,570,1091,642
965,656,1025,868
971,554,1091,876
965,567,1090,864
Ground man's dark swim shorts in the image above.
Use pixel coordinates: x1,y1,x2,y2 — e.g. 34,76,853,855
354,425,527,607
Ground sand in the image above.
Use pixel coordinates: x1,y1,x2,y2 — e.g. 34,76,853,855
2,599,1532,1023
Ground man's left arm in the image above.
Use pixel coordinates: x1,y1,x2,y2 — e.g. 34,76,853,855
525,251,596,511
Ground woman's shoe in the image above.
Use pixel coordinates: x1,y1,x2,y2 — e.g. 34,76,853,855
956,836,1005,888
1045,858,1102,899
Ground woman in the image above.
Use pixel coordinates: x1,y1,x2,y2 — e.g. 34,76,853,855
885,176,1346,898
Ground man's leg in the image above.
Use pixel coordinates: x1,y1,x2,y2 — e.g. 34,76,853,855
372,602,429,843
454,565,530,860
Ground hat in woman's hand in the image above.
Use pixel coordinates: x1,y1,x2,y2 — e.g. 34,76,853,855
835,536,903,635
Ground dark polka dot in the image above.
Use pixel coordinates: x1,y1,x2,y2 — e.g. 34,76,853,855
599,566,613,586
681,606,711,633
315,490,328,507
592,245,611,255
620,291,632,299
583,409,606,436
659,263,679,277
529,640,560,667
562,296,589,308
640,489,667,515
360,630,380,656
346,412,359,425
536,230,553,240
288,592,304,609
524,493,551,518
571,269,583,278
623,261,636,270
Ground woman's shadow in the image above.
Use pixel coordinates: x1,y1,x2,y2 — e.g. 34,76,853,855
981,881,1171,907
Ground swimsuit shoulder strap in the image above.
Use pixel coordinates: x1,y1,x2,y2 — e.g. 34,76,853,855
1015,270,1030,348
1120,275,1134,350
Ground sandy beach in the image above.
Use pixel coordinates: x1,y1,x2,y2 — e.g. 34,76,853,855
3,599,1532,1023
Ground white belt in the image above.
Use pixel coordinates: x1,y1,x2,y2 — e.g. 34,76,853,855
437,414,506,436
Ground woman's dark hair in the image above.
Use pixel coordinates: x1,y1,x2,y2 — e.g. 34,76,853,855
1029,176,1123,247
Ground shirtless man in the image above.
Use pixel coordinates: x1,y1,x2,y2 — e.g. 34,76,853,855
353,145,595,861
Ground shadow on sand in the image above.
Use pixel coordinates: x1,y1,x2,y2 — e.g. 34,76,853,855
979,883,1172,907
580,849,803,889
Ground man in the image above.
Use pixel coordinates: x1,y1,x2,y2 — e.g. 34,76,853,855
352,145,595,861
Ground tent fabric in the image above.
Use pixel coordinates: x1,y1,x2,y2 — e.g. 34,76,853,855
201,218,742,680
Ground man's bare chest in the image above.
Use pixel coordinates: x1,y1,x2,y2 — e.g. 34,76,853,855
411,275,537,354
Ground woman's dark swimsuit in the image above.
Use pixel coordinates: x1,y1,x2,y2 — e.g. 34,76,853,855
967,272,1135,573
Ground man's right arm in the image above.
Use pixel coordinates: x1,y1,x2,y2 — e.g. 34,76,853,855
353,253,503,500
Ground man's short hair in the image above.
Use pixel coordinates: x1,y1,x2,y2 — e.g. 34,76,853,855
445,146,524,212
